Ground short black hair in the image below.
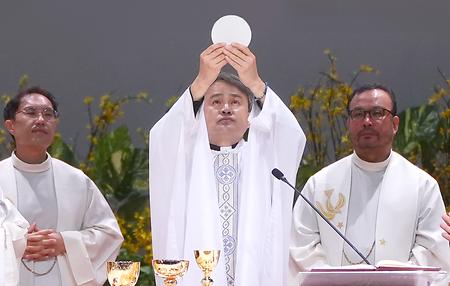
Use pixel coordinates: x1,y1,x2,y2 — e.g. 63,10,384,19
347,83,397,116
214,72,255,112
3,86,59,121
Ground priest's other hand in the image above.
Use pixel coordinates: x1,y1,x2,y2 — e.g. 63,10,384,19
440,212,450,242
27,222,40,233
223,43,265,99
23,229,66,261
191,43,227,101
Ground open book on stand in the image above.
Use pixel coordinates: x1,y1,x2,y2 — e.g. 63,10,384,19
299,261,446,286
310,260,441,272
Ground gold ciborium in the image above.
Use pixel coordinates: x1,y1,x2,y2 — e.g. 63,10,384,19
194,250,220,286
152,259,189,286
107,261,140,286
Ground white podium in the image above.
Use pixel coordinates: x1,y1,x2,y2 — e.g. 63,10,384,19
298,270,447,286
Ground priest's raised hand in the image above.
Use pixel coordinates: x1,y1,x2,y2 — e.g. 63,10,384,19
149,43,306,286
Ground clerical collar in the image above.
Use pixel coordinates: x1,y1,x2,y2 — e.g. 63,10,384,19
351,151,391,172
210,142,239,151
12,152,51,173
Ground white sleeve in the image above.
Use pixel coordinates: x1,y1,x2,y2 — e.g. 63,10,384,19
411,178,450,270
249,87,307,286
1,198,28,286
149,88,197,260
2,199,28,258
60,178,123,286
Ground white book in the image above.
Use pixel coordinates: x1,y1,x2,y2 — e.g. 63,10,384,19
310,260,441,272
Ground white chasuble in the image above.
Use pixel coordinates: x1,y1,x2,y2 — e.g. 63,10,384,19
0,154,124,286
150,87,306,286
289,151,450,285
0,189,28,286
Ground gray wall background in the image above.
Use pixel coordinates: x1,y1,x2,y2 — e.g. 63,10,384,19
1,0,449,154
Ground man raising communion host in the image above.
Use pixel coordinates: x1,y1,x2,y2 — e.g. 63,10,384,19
149,42,306,286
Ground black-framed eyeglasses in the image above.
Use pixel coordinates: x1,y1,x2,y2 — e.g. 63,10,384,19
16,106,59,121
349,107,394,121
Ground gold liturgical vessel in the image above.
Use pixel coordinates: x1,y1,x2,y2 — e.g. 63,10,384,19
194,250,220,286
107,261,140,286
152,259,189,286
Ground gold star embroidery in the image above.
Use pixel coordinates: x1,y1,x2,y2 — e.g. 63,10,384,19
379,239,387,246
337,222,344,229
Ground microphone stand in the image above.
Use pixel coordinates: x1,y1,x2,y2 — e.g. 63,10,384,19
272,168,372,266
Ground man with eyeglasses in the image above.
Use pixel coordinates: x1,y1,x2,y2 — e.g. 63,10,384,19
0,87,123,286
288,84,450,284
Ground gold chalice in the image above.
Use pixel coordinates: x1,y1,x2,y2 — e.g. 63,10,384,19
194,250,220,286
152,259,189,286
107,261,140,286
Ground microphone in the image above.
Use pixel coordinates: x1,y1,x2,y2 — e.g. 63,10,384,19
272,168,372,266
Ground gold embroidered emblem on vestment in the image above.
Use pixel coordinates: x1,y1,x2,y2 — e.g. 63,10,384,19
316,189,346,221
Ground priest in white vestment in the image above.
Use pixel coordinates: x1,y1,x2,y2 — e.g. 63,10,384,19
1,87,124,286
1,187,28,286
150,43,306,286
289,84,450,285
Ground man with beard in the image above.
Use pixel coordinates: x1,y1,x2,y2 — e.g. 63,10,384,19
289,84,450,284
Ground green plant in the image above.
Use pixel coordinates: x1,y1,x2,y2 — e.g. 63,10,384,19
115,207,154,286
394,69,450,205
290,50,377,187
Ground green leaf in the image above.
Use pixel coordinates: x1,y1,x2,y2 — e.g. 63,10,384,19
394,104,444,172
49,136,77,166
